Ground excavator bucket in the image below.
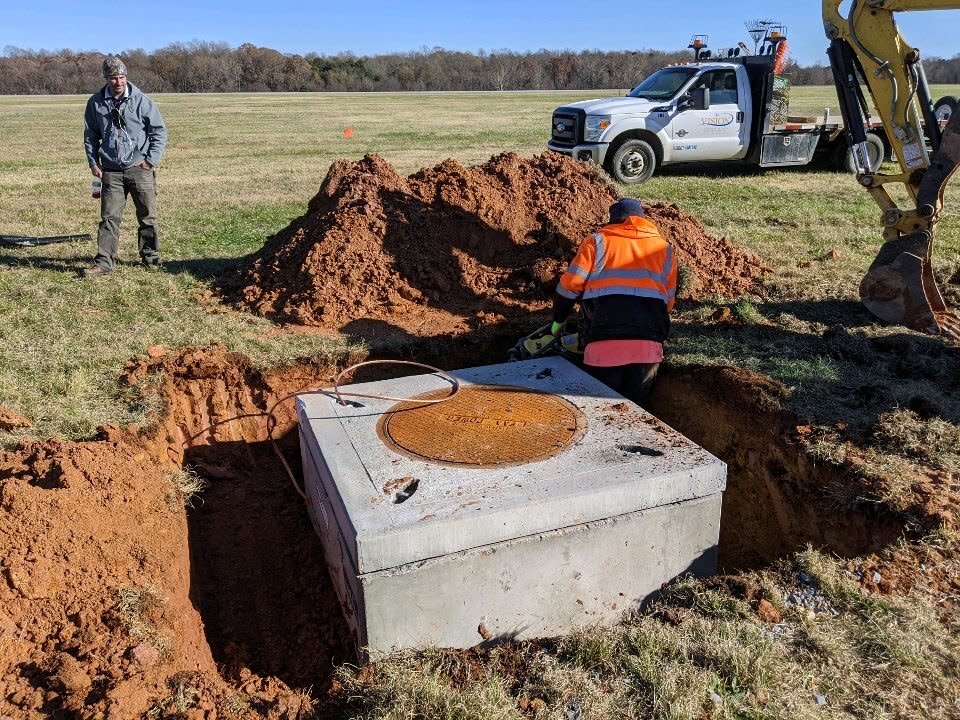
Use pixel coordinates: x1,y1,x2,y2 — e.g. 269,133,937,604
860,108,960,340
858,229,958,336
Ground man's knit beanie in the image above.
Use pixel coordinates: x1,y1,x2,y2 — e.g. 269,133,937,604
102,56,128,78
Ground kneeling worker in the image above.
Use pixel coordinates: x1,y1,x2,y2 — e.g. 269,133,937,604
552,198,676,404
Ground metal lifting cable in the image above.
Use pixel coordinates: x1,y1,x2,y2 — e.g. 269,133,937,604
265,359,461,501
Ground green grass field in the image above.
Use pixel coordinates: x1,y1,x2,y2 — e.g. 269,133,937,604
1,86,958,440
3,84,960,720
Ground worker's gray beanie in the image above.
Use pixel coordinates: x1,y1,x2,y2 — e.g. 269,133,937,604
102,56,128,78
609,198,644,224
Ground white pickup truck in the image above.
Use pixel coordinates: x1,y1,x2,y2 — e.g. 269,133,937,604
547,53,889,184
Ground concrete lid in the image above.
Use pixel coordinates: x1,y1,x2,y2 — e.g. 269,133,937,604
298,357,726,574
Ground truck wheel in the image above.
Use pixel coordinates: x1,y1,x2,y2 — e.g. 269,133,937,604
608,139,657,184
934,96,958,124
841,132,885,173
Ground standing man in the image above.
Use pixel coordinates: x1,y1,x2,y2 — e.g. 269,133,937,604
82,56,167,277
552,198,676,404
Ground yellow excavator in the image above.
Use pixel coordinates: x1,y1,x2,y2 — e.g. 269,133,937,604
824,0,960,338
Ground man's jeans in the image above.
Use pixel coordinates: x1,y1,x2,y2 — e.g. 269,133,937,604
94,166,159,270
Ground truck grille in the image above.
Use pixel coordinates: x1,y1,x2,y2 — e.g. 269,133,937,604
551,108,584,146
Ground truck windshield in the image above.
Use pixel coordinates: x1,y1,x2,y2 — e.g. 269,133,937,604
628,68,698,100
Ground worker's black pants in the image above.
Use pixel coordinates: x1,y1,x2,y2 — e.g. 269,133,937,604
584,362,660,405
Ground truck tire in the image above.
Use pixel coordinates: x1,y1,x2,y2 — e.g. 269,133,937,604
841,132,885,173
934,96,958,124
608,139,657,184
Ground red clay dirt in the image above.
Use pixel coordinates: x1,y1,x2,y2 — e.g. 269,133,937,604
0,407,31,431
219,153,769,332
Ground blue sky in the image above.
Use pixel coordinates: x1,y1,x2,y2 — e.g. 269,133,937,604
4,1,957,66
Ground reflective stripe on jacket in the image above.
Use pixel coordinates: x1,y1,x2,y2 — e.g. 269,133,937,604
556,216,677,345
558,217,676,309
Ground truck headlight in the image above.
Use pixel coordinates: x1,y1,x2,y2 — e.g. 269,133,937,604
584,115,612,142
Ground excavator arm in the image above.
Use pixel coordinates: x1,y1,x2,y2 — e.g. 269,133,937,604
823,0,960,337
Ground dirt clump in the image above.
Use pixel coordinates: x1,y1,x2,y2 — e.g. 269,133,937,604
0,406,31,431
219,153,768,332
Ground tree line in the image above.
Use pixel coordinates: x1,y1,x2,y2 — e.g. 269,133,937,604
2,41,959,95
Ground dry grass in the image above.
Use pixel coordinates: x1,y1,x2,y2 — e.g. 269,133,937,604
338,653,522,720
872,409,960,473
117,584,173,659
224,694,251,717
148,671,202,719
164,464,208,510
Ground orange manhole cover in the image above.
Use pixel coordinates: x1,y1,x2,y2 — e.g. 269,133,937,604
377,385,586,467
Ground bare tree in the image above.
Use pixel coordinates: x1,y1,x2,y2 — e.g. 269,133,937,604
1,43,957,94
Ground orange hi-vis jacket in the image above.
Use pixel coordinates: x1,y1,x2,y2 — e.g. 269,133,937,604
555,216,676,344
558,216,676,308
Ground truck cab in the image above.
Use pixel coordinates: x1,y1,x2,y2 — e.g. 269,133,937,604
548,61,757,183
546,33,890,186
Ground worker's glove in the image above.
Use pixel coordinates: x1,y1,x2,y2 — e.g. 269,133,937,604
522,325,560,358
550,321,563,336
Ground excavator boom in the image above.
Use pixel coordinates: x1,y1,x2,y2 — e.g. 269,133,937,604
823,0,960,338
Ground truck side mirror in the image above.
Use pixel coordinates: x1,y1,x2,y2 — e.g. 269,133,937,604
689,87,710,111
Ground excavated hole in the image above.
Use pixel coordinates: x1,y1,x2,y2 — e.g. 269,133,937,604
166,342,905,689
645,368,903,571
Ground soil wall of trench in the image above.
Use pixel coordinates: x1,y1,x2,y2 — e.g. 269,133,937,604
0,340,910,718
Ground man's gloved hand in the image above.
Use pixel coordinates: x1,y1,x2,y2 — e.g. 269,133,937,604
550,321,563,336
522,324,560,358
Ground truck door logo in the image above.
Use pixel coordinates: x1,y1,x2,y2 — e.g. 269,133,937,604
701,114,735,127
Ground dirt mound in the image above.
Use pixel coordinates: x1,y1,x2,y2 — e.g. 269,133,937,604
220,153,768,330
643,202,769,299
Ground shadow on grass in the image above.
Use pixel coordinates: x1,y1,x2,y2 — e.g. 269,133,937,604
0,251,90,274
761,297,877,328
0,250,243,281
654,157,843,182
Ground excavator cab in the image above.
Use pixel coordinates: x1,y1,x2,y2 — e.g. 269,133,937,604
823,0,960,339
